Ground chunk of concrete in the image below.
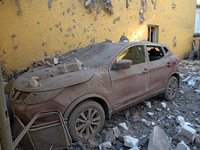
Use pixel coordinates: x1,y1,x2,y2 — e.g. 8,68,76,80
176,116,185,126
148,126,170,150
161,102,167,109
66,62,82,72
113,127,121,138
46,57,58,65
141,119,151,126
57,61,82,73
175,141,190,150
99,141,112,150
178,125,196,142
124,135,139,148
145,101,151,108
104,131,115,142
29,77,39,88
119,122,128,130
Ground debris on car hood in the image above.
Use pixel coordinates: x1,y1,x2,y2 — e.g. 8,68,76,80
13,67,95,92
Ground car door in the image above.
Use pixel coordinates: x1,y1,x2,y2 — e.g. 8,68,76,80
109,45,150,109
146,45,172,93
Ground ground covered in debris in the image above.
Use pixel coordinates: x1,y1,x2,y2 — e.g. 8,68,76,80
70,60,200,150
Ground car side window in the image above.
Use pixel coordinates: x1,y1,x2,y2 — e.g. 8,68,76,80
147,46,164,61
116,45,145,65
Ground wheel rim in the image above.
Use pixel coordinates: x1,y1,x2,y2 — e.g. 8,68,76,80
168,79,178,99
75,108,101,138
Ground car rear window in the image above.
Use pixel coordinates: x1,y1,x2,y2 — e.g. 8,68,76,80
61,43,125,69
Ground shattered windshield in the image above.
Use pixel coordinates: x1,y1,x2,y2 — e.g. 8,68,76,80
61,43,125,69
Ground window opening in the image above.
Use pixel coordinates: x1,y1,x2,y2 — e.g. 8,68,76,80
147,46,164,61
148,26,158,43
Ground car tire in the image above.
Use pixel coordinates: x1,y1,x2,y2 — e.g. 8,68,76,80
68,100,105,141
163,76,178,101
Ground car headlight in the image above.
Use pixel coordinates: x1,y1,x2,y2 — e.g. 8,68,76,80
23,89,62,105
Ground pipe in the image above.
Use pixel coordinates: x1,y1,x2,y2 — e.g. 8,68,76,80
0,61,14,150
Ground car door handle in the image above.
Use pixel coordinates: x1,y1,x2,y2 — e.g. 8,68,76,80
142,68,149,74
166,62,171,67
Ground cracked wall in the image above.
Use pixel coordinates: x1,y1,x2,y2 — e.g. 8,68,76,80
0,0,196,73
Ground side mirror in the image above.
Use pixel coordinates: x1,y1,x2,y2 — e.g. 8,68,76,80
115,59,132,70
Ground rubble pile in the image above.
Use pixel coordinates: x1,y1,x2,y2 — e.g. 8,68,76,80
70,59,200,150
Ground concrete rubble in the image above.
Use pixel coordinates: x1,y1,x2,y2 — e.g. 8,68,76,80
148,126,170,150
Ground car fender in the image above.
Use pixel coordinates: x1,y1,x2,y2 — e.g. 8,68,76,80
63,93,111,119
165,72,180,88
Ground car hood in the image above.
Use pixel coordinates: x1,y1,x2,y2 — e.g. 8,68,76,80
13,67,95,92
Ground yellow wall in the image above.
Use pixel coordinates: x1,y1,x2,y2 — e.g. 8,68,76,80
0,0,196,74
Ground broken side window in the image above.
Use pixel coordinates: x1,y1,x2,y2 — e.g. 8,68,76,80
163,47,169,54
148,26,159,43
147,46,164,61
116,45,145,65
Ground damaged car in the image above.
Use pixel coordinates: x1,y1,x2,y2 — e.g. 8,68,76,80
10,41,180,142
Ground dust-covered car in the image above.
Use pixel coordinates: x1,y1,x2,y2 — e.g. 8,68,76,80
10,41,180,141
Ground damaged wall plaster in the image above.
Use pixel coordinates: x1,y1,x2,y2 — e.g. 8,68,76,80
84,0,113,16
172,2,176,8
14,0,22,15
0,0,197,74
48,0,53,8
139,9,145,24
141,0,146,12
154,0,157,9
173,36,177,47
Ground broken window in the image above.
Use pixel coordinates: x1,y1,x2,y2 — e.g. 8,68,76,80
148,26,158,43
147,46,164,61
195,7,200,33
116,45,145,65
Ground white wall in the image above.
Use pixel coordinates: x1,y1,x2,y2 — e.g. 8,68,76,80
195,8,200,33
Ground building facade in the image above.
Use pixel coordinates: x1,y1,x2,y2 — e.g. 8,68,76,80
0,0,196,74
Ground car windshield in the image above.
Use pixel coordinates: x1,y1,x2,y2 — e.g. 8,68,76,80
61,43,125,69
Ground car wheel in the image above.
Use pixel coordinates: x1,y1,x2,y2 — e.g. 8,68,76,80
163,76,178,101
68,100,105,141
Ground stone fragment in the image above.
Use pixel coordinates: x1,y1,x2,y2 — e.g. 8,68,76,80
147,112,154,116
67,63,82,72
119,122,128,130
46,57,58,65
195,135,200,148
175,141,190,150
178,125,197,142
161,102,166,109
141,119,151,126
148,126,170,150
176,116,185,126
113,127,121,138
99,141,112,150
124,135,139,148
73,58,83,66
104,131,115,142
29,77,39,88
145,101,151,108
